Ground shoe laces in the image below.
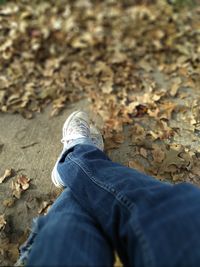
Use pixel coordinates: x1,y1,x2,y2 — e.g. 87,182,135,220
61,118,90,144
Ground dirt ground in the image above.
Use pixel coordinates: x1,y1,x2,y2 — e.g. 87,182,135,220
0,99,136,265
1,71,200,265
0,100,87,264
0,0,200,265
1,79,200,265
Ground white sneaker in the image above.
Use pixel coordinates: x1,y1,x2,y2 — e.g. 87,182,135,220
61,110,90,149
90,124,104,151
51,111,104,188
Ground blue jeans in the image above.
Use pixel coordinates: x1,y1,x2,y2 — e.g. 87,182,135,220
21,144,200,266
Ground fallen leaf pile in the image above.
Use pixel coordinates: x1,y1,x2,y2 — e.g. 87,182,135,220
0,0,200,180
0,1,200,264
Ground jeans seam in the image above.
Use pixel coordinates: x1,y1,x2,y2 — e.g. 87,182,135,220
68,154,134,211
68,153,155,267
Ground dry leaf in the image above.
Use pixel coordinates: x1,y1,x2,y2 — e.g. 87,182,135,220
18,175,30,190
128,160,145,173
159,145,185,174
114,254,122,267
113,133,125,144
0,169,13,184
131,124,146,143
0,242,19,263
0,214,6,231
0,0,199,188
105,132,125,150
172,173,184,182
101,80,113,94
0,1,200,265
3,198,15,208
38,201,52,215
170,77,182,97
152,144,165,163
140,147,148,158
170,83,180,97
11,175,30,199
139,59,153,72
159,102,177,120
132,124,145,136
11,181,21,199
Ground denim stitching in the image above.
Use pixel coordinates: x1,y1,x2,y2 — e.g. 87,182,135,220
69,154,134,211
68,154,155,267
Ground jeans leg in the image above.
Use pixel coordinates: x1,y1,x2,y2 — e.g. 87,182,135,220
26,188,114,267
57,144,200,267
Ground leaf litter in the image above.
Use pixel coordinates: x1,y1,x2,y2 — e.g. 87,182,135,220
0,0,200,265
11,175,30,199
0,215,6,231
0,169,13,183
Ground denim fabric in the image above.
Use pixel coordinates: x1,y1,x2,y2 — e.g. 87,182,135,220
25,187,114,266
26,144,200,267
15,218,39,266
52,138,95,187
63,137,95,151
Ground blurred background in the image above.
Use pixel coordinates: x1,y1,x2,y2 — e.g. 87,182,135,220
0,0,200,265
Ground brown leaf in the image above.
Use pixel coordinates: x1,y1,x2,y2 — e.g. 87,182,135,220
114,254,122,267
135,105,148,117
152,144,165,163
159,102,177,120
113,133,125,144
0,214,6,231
95,62,114,78
0,90,6,104
38,201,52,215
7,244,19,263
170,83,180,97
131,124,146,143
139,59,153,72
159,145,185,174
132,124,145,136
11,175,30,199
0,242,19,263
3,198,15,208
11,181,21,199
0,169,13,184
140,147,148,158
128,160,145,173
105,133,124,150
172,173,184,182
18,175,30,190
170,77,181,96
101,80,113,94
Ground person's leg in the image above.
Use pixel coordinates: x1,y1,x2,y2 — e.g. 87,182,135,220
57,144,200,267
24,188,114,266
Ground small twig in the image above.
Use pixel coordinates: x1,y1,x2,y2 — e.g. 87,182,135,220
21,142,39,149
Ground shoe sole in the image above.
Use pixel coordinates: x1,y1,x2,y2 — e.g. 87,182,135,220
90,124,104,151
51,160,63,188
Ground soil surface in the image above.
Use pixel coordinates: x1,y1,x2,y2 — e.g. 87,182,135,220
0,0,200,265
0,99,134,265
